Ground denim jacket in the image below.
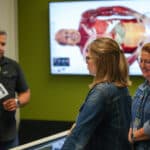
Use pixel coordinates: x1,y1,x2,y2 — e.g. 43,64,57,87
61,83,132,150
131,80,150,149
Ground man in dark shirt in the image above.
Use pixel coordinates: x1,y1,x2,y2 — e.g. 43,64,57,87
0,30,30,150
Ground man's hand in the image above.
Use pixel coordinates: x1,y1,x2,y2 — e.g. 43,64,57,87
3,98,18,111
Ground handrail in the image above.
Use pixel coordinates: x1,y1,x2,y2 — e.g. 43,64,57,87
9,130,69,150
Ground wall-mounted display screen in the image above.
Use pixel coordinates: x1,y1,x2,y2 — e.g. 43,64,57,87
49,0,150,75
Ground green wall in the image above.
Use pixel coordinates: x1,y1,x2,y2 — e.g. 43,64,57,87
18,0,144,121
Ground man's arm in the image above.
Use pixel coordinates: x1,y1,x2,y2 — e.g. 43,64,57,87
128,121,150,143
17,89,30,106
3,89,30,111
133,128,150,142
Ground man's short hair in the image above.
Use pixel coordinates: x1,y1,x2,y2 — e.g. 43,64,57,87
0,30,7,36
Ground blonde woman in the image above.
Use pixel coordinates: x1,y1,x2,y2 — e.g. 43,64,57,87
61,37,132,150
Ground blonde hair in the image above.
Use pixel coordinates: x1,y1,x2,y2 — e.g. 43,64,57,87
88,37,131,88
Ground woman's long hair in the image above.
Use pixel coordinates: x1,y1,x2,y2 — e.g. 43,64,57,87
88,37,131,88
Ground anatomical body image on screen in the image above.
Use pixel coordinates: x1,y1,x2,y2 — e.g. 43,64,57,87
49,0,150,75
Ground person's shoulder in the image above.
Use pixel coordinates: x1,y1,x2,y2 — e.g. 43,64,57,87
95,82,115,90
4,56,19,65
138,83,144,89
95,82,127,97
138,81,147,89
92,83,116,97
138,80,149,91
90,83,119,103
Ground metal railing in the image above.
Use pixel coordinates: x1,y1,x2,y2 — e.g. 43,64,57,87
9,130,69,150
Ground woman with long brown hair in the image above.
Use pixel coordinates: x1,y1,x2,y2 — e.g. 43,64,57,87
61,37,132,150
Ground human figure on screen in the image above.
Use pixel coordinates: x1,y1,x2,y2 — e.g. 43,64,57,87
61,37,132,150
55,6,150,65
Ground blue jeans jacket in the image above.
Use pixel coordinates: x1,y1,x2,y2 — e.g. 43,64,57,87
132,80,150,149
61,83,132,150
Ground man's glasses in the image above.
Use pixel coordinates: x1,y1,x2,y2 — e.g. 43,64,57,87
137,57,150,65
0,42,6,46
